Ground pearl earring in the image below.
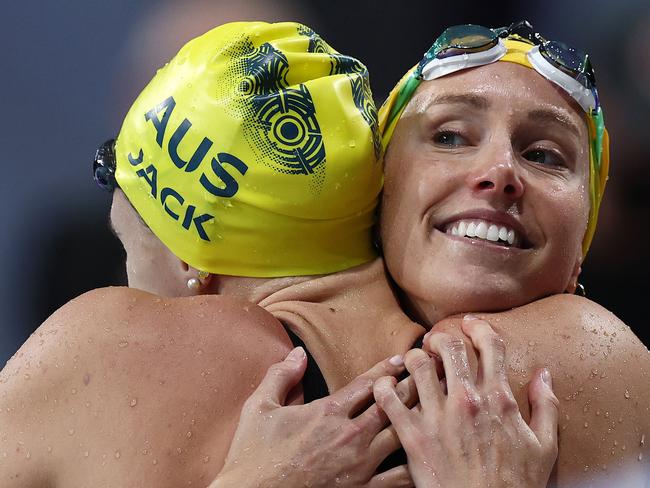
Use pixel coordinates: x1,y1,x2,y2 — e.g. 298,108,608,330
187,278,201,290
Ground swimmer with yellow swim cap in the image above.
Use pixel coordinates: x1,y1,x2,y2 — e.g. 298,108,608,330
371,21,647,487
2,20,648,488
96,20,382,280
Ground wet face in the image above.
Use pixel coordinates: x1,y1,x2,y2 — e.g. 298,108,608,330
380,62,590,324
110,190,191,297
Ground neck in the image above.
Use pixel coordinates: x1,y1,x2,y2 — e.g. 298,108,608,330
210,274,320,304
398,290,450,329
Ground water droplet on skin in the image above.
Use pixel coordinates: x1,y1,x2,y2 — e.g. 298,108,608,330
196,349,203,355
68,429,75,436
142,449,148,455
176,447,183,454
152,459,158,465
639,453,644,462
118,341,129,348
115,450,121,459
71,388,77,395
186,431,193,439
528,341,535,346
584,422,589,428
84,451,89,457
26,451,31,459
203,456,210,463
130,398,138,407
47,446,52,453
624,389,630,399
641,434,645,447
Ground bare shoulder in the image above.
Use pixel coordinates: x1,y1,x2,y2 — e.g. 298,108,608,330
0,287,293,487
486,295,649,487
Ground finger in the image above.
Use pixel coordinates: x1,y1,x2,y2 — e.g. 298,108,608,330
528,368,560,456
368,425,402,465
355,375,417,434
461,315,507,387
368,464,414,488
425,332,477,397
373,376,412,436
244,347,307,411
403,348,444,410
332,355,406,417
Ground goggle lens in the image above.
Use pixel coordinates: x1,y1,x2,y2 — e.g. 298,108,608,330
541,41,595,89
433,24,497,59
93,139,117,193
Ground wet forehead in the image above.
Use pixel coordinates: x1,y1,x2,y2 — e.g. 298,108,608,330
404,62,588,138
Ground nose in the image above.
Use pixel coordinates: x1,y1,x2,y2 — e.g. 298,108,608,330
467,155,524,200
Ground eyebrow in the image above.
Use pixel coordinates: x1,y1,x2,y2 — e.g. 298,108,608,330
527,108,583,139
421,93,491,112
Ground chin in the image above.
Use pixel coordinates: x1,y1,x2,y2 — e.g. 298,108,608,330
420,278,543,318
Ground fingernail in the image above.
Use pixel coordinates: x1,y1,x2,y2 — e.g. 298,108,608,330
463,314,479,321
541,368,553,388
388,354,404,367
286,346,305,362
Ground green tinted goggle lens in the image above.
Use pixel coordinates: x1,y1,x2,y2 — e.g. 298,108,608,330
432,24,497,59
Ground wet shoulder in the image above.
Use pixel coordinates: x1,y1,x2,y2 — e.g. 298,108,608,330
463,295,649,486
0,288,294,487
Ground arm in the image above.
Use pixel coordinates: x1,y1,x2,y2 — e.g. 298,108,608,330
433,295,650,487
374,317,558,488
211,348,414,488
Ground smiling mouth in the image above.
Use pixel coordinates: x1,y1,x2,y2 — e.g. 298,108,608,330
442,219,530,249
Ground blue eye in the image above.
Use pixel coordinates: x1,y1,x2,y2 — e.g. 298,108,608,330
434,131,466,147
523,149,564,167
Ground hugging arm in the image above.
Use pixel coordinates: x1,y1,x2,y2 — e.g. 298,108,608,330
211,349,415,488
374,316,559,488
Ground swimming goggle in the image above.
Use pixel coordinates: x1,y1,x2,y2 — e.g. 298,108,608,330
386,20,600,130
93,138,117,192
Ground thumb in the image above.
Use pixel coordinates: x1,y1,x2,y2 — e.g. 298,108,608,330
528,368,559,456
246,347,307,411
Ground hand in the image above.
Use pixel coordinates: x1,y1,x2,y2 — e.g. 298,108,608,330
211,347,415,488
373,316,559,488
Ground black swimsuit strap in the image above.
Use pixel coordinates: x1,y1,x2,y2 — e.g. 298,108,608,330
284,326,329,403
284,325,425,473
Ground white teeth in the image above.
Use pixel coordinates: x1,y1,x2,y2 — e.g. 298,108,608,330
487,224,499,242
445,219,520,247
475,222,488,239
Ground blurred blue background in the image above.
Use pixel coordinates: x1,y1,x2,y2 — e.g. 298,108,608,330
2,0,649,365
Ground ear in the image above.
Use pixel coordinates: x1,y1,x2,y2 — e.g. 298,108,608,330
565,260,582,294
179,260,214,295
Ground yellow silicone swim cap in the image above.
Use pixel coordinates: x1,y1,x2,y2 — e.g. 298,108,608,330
115,21,382,277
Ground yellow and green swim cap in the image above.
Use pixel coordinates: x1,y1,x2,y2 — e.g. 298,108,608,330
379,28,610,257
115,21,382,277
